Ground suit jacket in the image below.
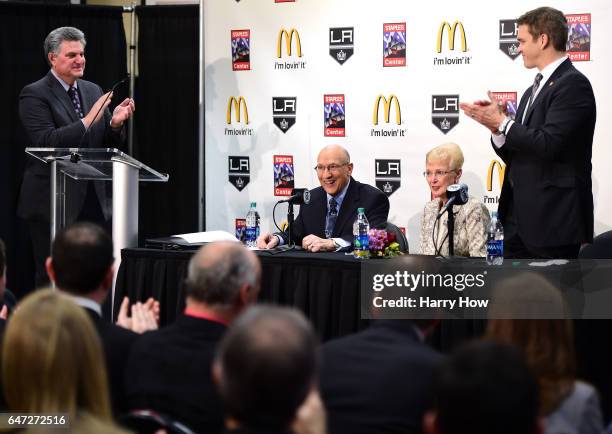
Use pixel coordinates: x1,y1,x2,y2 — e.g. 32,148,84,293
18,71,124,222
420,195,490,257
320,321,444,434
84,308,138,416
279,177,390,246
124,315,227,434
493,58,596,248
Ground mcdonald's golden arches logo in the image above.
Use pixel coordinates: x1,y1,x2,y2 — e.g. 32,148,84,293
373,95,401,125
487,159,506,191
436,20,467,53
277,28,302,58
227,96,249,124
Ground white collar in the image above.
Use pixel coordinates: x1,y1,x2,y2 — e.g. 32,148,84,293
70,295,102,316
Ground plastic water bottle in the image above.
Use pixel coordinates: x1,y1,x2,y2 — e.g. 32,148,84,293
486,211,504,265
245,202,260,248
353,208,370,259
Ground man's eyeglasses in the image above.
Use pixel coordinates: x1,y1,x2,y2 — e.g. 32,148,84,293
314,163,349,173
422,169,456,179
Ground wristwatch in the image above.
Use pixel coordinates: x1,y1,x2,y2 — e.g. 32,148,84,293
498,116,511,135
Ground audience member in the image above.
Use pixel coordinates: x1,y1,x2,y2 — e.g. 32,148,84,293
486,273,604,434
424,340,541,434
125,241,261,433
320,318,442,434
45,222,157,415
2,289,128,433
214,305,320,434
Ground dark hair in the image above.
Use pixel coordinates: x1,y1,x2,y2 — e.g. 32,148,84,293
51,222,113,294
0,238,5,275
518,7,568,52
216,306,318,431
434,341,539,434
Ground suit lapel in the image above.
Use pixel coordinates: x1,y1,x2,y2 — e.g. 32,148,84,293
333,177,358,237
314,189,327,237
77,79,93,114
46,71,79,123
523,58,572,124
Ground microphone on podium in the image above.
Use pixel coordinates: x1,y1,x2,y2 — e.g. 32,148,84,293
277,188,311,205
436,183,468,219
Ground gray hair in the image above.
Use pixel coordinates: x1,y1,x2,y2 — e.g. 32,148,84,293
44,27,86,65
185,242,259,305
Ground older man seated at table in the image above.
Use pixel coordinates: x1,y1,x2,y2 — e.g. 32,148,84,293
420,143,490,257
258,144,389,252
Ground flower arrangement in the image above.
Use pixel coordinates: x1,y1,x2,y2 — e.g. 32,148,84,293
368,229,403,258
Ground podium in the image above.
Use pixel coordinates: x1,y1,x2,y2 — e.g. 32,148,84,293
25,147,169,273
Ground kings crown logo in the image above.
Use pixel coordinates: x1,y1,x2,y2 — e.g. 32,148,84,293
432,95,459,134
272,97,297,133
499,19,520,60
329,27,354,65
228,156,250,191
375,159,401,197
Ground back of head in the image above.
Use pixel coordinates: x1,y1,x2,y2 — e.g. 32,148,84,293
486,273,575,414
216,305,318,431
518,7,568,52
50,222,114,295
434,341,538,434
2,289,111,420
185,241,260,306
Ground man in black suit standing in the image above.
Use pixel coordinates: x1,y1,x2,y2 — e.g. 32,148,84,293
19,26,135,285
125,242,261,434
257,144,390,252
461,7,596,259
46,222,157,415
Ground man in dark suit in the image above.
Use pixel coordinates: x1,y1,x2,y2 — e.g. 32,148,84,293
214,306,320,434
45,222,157,416
460,7,596,259
125,242,261,434
320,318,443,434
258,144,390,252
19,26,135,286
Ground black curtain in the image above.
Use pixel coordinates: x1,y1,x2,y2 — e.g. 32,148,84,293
0,2,127,298
134,5,199,243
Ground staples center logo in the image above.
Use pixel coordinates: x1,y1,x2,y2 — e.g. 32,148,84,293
373,94,401,125
437,20,467,52
486,159,505,191
225,96,253,136
277,28,302,58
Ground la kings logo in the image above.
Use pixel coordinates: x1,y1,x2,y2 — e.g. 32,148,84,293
272,97,297,132
499,19,519,60
432,95,459,134
375,159,401,196
329,27,354,65
228,156,250,191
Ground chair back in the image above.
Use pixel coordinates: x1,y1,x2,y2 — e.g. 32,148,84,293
385,222,409,253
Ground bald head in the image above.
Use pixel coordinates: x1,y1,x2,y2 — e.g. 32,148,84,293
186,242,261,306
316,145,353,196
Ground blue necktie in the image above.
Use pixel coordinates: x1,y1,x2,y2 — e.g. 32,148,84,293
325,197,338,239
67,86,84,119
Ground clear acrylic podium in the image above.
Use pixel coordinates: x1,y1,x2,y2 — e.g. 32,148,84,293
25,148,169,268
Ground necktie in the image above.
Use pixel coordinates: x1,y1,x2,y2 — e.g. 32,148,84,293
325,197,338,239
67,86,85,119
524,73,543,117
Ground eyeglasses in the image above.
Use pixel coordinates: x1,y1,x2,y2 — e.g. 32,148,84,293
314,163,349,173
422,169,456,179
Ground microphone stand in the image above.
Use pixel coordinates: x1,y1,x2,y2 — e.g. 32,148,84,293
446,206,455,257
287,202,295,246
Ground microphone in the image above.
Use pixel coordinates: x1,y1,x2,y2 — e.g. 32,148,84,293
436,183,468,219
78,75,130,147
277,188,311,205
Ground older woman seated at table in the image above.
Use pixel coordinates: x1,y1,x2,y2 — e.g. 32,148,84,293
420,143,490,257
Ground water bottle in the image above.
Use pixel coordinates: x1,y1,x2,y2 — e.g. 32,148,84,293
353,208,370,259
245,202,260,248
486,211,504,265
